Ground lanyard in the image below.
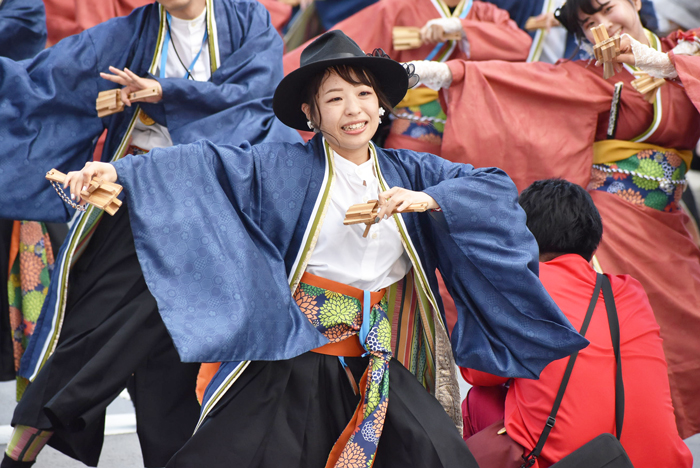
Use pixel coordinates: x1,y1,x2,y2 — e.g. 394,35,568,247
160,12,209,79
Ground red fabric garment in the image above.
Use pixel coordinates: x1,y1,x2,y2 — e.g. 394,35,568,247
44,0,151,45
284,0,531,75
461,255,693,468
444,31,700,437
441,35,700,191
256,0,292,37
283,0,532,149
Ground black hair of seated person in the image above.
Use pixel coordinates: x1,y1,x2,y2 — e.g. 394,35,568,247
519,179,603,262
555,0,647,42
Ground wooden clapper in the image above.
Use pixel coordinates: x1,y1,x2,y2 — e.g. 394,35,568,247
46,169,123,215
392,26,462,51
590,25,621,79
631,72,665,104
96,87,160,118
343,200,428,237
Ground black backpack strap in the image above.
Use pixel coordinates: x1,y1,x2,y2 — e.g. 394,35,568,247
521,273,603,467
601,275,624,440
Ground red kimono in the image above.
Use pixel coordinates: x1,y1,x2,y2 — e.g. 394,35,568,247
257,0,292,37
283,0,532,153
442,30,700,438
461,255,693,468
44,0,151,45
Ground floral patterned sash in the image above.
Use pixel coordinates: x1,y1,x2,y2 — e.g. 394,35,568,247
295,272,392,468
589,149,687,211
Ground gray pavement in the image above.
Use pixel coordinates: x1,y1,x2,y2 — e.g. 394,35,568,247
1,378,698,466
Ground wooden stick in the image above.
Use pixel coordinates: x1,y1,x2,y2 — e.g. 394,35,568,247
46,169,123,215
96,89,124,118
128,87,160,101
524,16,549,31
343,200,429,238
393,27,423,51
631,72,665,104
590,26,620,79
392,26,462,51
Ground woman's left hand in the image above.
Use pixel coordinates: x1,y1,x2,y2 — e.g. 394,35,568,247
375,187,439,221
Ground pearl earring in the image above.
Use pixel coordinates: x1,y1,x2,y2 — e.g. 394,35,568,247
307,120,314,130
378,107,386,124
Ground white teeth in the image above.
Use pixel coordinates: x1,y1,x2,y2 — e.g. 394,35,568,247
343,122,366,131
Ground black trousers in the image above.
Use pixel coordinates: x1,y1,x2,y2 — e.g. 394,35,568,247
11,204,200,467
167,353,478,468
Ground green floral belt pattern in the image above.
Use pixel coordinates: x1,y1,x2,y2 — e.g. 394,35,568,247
589,149,687,212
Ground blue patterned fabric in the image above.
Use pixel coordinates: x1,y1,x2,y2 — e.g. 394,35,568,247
8,0,301,379
0,0,46,61
112,135,588,379
0,0,300,224
314,0,377,30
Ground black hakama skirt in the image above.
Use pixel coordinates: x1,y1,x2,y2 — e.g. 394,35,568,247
11,204,201,467
167,352,478,468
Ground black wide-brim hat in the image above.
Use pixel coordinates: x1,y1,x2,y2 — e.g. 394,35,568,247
273,30,409,131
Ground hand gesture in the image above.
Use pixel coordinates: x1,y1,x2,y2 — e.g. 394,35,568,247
100,66,163,107
420,18,462,45
63,162,118,204
375,187,438,222
612,34,636,67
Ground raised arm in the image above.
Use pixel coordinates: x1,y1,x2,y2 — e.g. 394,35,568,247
0,0,47,60
384,149,589,378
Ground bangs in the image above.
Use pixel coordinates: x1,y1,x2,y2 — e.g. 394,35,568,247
556,0,610,40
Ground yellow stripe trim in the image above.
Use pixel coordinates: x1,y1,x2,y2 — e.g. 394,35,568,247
288,140,335,292
396,88,439,108
592,140,692,168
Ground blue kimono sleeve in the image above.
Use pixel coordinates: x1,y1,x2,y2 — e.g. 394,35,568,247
0,0,47,61
0,32,105,222
151,1,299,145
410,154,589,378
111,140,327,362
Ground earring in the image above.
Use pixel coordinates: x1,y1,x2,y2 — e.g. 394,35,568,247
307,120,314,130
378,107,385,124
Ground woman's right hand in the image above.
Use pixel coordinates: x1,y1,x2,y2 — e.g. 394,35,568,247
63,161,118,204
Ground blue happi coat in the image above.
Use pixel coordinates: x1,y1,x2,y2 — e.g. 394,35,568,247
111,135,588,421
4,0,301,380
0,0,46,60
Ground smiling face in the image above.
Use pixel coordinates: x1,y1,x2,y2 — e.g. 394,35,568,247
302,70,381,165
578,0,647,45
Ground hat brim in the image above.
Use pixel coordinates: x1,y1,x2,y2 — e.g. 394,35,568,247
273,55,408,131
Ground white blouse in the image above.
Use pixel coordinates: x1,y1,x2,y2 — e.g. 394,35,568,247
131,7,211,151
305,147,412,291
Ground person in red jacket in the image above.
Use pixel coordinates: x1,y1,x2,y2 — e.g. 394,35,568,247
460,179,693,468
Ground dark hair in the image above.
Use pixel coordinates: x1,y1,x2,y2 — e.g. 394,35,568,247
518,179,603,261
302,64,393,133
555,0,646,42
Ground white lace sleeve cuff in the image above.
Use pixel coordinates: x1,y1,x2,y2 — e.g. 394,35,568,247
408,60,453,91
626,33,677,79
